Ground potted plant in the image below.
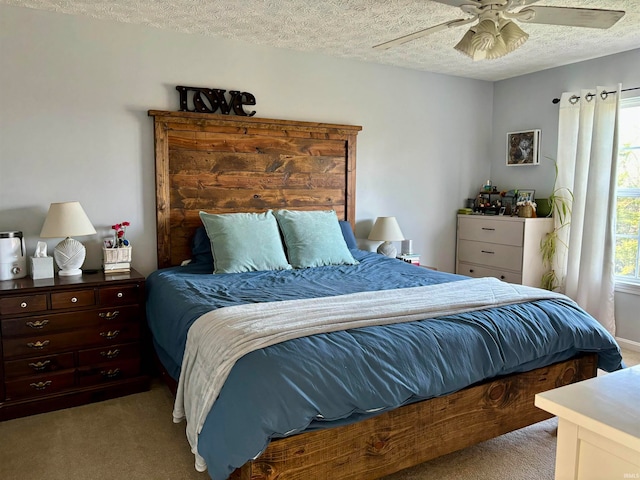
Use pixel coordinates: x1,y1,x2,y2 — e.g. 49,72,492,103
540,159,573,290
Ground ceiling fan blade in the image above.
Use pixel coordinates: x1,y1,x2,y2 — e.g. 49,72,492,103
507,0,542,6
373,18,474,51
429,0,480,7
520,6,625,29
429,0,541,8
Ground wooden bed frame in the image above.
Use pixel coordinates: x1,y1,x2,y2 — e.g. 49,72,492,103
149,110,597,480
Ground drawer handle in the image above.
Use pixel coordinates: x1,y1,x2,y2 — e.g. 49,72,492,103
500,275,506,280
469,269,475,273
71,297,78,303
481,250,495,254
100,349,121,359
26,319,49,329
100,330,120,339
30,380,52,391
28,360,52,371
99,310,120,320
481,227,496,231
117,292,124,298
20,302,28,308
27,340,50,349
100,368,121,379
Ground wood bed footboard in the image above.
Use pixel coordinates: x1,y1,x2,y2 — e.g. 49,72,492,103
228,353,597,480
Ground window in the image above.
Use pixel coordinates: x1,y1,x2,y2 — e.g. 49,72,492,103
615,96,640,287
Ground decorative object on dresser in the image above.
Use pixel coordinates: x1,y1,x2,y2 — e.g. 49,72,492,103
474,186,513,215
39,202,97,276
368,216,405,257
456,214,553,287
507,130,541,165
516,189,535,204
103,222,132,274
0,269,150,421
516,189,537,218
397,253,420,265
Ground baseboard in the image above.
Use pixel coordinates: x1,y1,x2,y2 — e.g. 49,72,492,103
616,337,640,352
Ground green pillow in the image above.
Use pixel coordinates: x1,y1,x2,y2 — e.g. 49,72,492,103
274,210,358,268
199,210,291,274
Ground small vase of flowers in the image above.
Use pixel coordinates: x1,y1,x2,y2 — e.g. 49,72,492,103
103,221,132,268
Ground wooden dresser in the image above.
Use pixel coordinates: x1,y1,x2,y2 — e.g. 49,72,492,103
456,214,553,287
0,270,150,421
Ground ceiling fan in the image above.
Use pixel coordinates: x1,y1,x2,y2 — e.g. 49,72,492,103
373,0,625,60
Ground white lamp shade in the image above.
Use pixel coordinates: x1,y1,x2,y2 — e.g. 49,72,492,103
40,202,96,276
40,202,97,238
368,216,404,242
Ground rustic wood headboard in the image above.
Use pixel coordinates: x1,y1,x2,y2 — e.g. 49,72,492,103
149,110,362,269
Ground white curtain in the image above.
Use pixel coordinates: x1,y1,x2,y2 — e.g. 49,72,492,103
555,85,621,334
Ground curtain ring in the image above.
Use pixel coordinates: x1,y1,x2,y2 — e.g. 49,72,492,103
569,95,579,104
585,92,595,102
600,90,609,100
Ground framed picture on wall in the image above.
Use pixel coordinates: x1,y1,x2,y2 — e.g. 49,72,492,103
506,129,541,166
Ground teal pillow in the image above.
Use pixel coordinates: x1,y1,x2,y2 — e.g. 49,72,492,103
274,210,358,268
199,210,291,274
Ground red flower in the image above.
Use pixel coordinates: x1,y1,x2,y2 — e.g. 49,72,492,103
111,221,130,247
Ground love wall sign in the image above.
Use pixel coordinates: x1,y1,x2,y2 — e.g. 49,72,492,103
176,85,256,116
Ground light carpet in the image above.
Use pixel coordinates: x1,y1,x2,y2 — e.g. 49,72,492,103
0,348,637,480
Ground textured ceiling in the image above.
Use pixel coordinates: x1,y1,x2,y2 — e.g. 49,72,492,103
2,0,639,81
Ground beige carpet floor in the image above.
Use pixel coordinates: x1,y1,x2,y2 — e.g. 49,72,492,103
1,348,637,480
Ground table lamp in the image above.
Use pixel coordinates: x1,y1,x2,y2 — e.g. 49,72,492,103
40,201,97,276
368,216,404,257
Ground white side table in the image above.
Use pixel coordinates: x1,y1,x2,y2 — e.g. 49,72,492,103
535,365,640,480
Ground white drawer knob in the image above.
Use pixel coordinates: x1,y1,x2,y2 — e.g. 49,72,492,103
117,292,123,298
21,302,27,308
71,297,78,303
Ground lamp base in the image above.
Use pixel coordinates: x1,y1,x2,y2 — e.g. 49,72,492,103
57,267,83,277
376,241,397,258
53,237,86,276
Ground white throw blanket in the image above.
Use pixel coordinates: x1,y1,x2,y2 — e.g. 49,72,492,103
172,277,568,471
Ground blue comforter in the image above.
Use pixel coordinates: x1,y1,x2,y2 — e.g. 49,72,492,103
146,250,623,480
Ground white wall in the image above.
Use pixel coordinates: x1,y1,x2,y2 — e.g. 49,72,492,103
0,4,492,275
491,50,640,344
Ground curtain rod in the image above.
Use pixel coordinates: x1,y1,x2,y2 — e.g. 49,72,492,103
552,86,640,104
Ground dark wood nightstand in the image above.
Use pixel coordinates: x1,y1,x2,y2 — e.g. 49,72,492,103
0,269,150,421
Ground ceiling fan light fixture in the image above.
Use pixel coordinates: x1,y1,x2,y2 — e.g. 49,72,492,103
500,20,529,51
453,29,476,59
471,19,498,51
485,33,509,59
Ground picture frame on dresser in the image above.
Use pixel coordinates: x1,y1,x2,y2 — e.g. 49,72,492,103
507,130,540,166
516,189,535,204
